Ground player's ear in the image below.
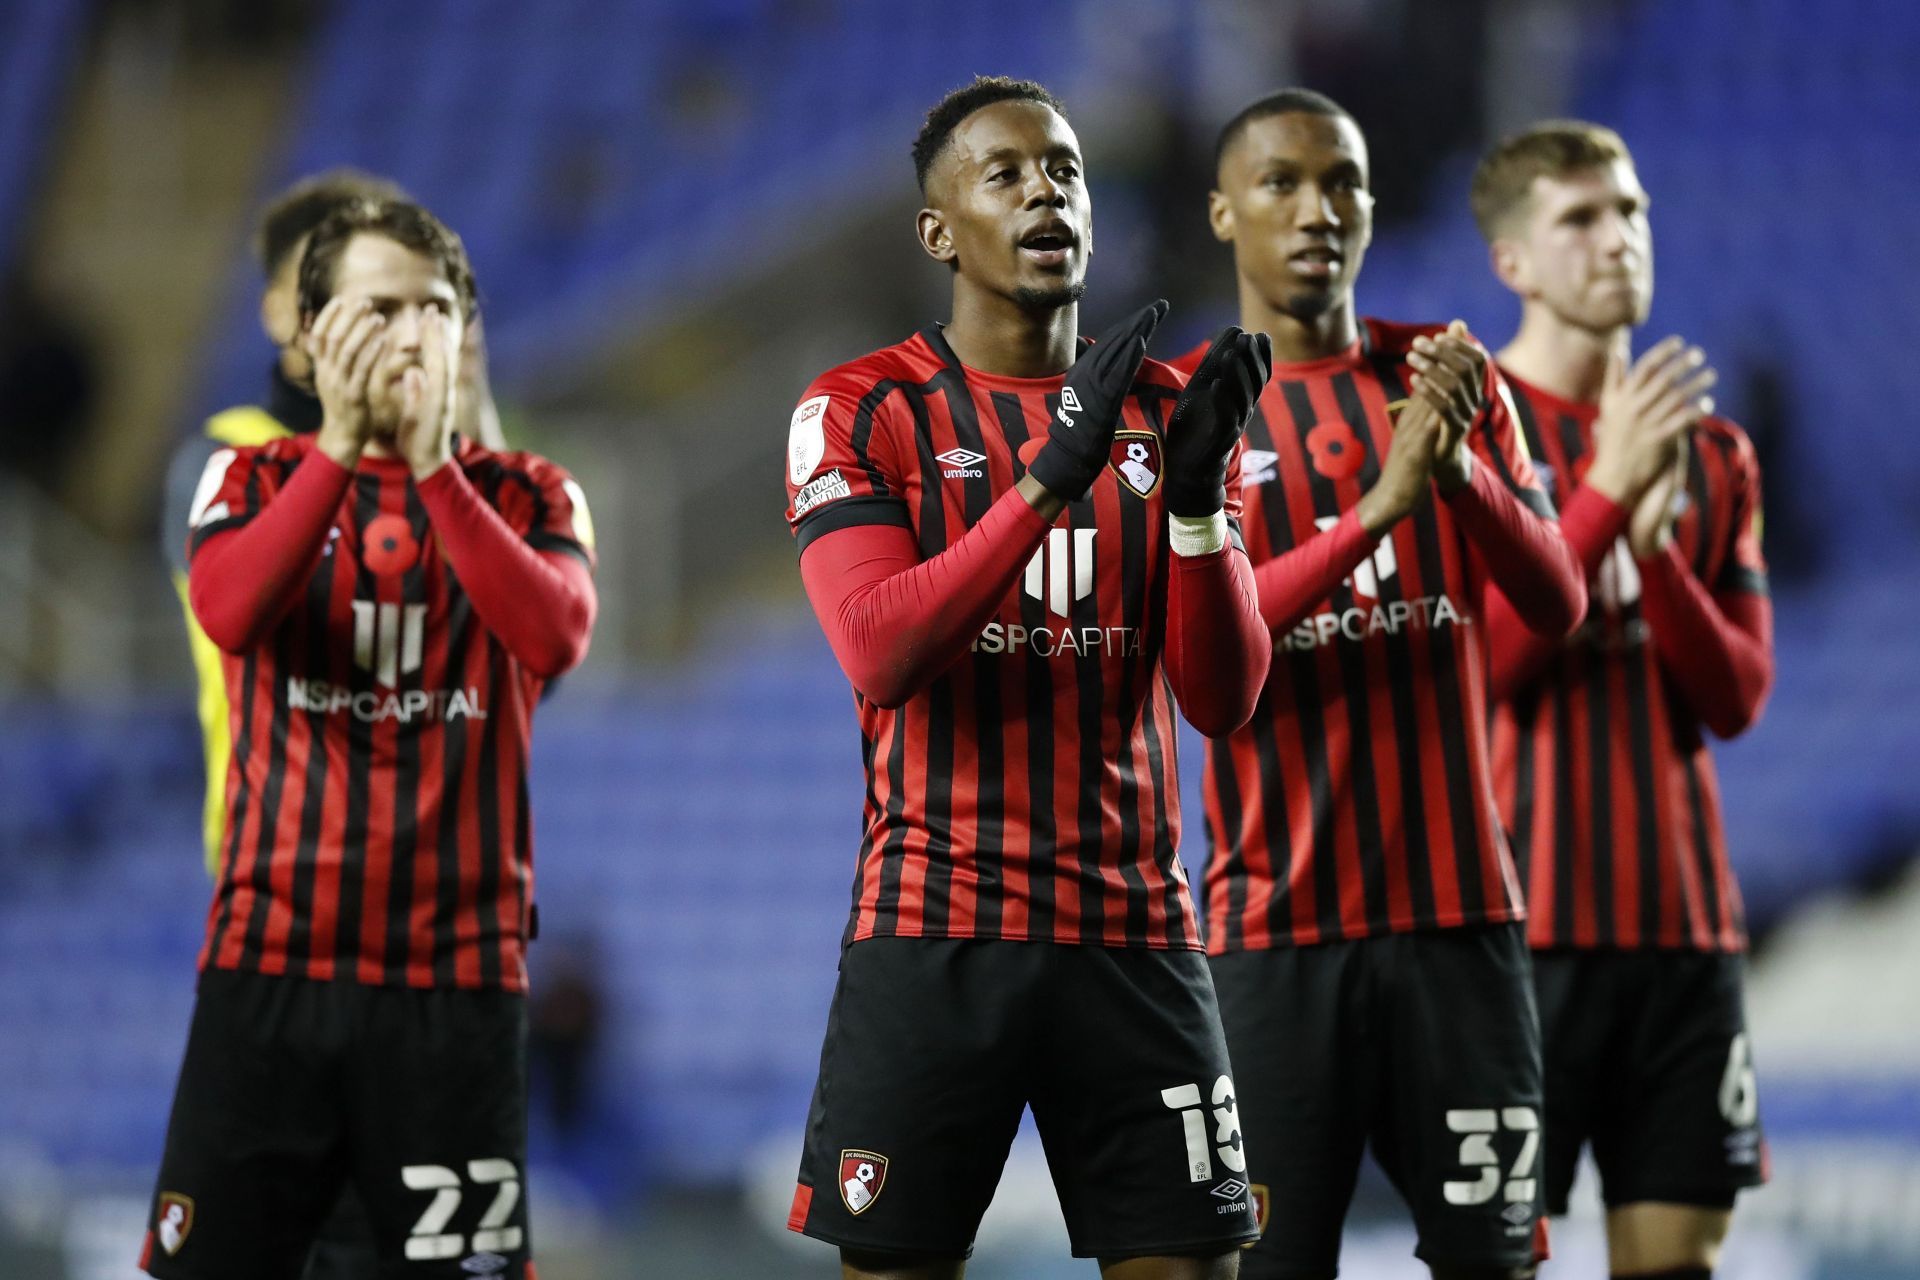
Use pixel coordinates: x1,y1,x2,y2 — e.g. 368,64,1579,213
917,207,957,266
1489,237,1530,296
1206,189,1234,244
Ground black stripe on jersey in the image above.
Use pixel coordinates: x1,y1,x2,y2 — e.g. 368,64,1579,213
1476,403,1556,518
850,380,905,497
1551,671,1578,941
954,385,1004,936
1582,644,1615,943
209,650,259,960
1622,645,1663,944
1132,393,1185,946
1554,411,1586,475
1719,565,1769,595
333,474,384,976
524,531,591,568
471,629,506,988
1508,684,1541,874
1507,389,1552,492
907,381,957,935
1375,358,1486,920
1683,756,1724,938
1068,489,1109,945
1685,434,1713,579
996,393,1057,939
286,546,337,978
1327,371,1397,929
1275,380,1348,942
382,484,431,980
1113,460,1153,944
793,495,912,553
433,592,477,985
1239,404,1297,947
867,697,914,939
187,458,265,555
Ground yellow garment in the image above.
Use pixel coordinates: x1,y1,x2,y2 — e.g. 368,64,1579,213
180,405,293,876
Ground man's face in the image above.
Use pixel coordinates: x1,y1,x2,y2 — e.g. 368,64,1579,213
310,232,462,436
921,99,1091,311
1505,159,1652,331
1211,112,1373,322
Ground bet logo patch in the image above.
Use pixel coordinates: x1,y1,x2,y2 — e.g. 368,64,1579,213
363,513,420,576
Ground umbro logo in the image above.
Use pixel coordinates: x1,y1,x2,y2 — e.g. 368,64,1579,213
1242,449,1278,489
1057,386,1082,430
936,447,986,479
1210,1178,1249,1200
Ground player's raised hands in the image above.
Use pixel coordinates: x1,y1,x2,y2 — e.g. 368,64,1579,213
1587,336,1716,506
1356,391,1441,535
1406,320,1485,494
1026,299,1167,502
1164,326,1273,517
1628,433,1689,558
395,307,459,477
307,296,387,469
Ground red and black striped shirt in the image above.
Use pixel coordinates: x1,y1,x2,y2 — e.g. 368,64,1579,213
186,436,593,992
1195,320,1557,951
784,325,1240,950
1493,372,1765,952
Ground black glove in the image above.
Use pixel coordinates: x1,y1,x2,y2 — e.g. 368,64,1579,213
1163,326,1273,517
1026,299,1167,502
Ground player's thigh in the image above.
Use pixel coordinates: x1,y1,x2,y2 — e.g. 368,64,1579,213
1529,949,1608,1216
1604,1200,1733,1274
1028,947,1261,1262
1373,925,1545,1274
1098,1249,1243,1279
790,938,1031,1260
345,985,533,1279
1591,951,1766,1210
143,970,350,1280
1204,946,1367,1280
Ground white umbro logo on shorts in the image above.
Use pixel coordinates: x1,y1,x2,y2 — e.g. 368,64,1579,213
1210,1178,1249,1199
936,447,986,479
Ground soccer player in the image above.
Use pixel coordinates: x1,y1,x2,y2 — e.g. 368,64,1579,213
162,169,508,877
782,76,1274,1280
1471,121,1771,1280
1187,89,1586,1280
143,197,595,1280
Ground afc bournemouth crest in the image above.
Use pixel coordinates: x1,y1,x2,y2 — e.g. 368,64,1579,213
1110,429,1163,499
157,1192,195,1256
839,1150,888,1215
1249,1184,1271,1240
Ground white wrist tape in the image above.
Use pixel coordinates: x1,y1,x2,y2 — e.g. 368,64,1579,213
1168,510,1228,557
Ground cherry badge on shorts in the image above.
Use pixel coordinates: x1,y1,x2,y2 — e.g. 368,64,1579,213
156,1192,195,1255
1110,429,1163,499
363,513,420,576
838,1150,888,1215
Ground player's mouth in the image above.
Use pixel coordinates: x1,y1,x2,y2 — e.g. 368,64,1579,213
1018,221,1078,268
1287,243,1343,281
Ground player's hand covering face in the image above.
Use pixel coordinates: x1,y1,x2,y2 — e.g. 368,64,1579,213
1163,326,1274,516
1510,158,1653,331
920,98,1091,310
310,231,464,442
1025,300,1166,501
1210,111,1373,322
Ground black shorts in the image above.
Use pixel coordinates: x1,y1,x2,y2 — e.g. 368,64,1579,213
788,937,1261,1261
1534,948,1768,1214
142,969,531,1280
1212,924,1546,1279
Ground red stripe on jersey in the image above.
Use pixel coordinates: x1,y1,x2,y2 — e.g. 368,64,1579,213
785,327,1205,950
1494,371,1760,952
1198,321,1533,951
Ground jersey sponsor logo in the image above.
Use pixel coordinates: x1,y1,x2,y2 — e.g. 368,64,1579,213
972,621,1143,659
793,468,851,518
287,678,488,723
936,446,986,479
788,395,830,484
839,1150,888,1215
1241,449,1278,489
1024,527,1095,617
1110,429,1162,499
352,601,427,684
156,1192,194,1256
1315,515,1396,599
1279,594,1465,653
188,449,238,528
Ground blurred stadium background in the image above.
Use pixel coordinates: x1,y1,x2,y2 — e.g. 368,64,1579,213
2,1,1917,1276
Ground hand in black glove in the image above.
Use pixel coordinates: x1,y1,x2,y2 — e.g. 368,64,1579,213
1163,326,1273,517
1026,299,1168,502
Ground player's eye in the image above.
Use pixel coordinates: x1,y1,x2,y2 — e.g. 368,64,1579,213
1264,175,1296,193
1054,164,1079,182
989,168,1016,184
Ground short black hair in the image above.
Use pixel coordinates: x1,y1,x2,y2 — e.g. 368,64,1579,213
912,75,1068,196
297,197,478,322
253,169,408,278
1213,88,1355,178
